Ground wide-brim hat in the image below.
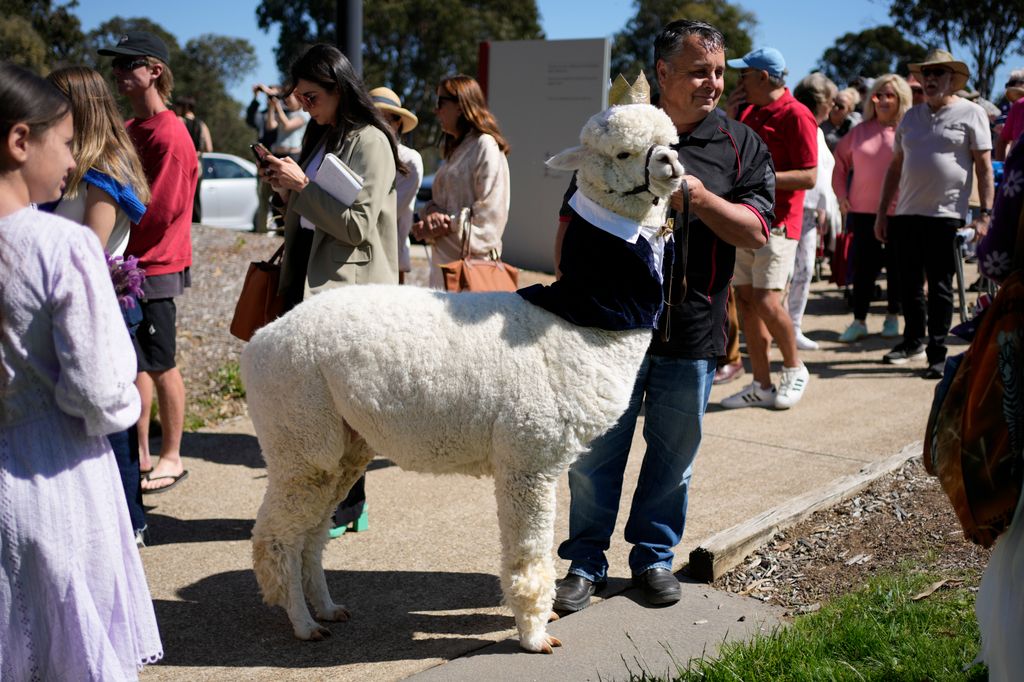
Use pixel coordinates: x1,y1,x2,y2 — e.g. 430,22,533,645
98,30,170,65
368,87,418,134
908,49,970,92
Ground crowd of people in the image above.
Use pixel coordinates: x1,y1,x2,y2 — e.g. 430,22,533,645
0,13,1020,680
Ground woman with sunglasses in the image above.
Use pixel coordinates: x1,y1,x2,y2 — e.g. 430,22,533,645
0,62,162,679
413,75,510,289
831,74,913,344
262,43,402,308
260,43,403,536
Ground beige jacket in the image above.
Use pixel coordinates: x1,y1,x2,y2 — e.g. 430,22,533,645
280,124,398,299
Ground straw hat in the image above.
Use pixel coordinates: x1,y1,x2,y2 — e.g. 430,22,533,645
908,49,970,92
368,87,418,134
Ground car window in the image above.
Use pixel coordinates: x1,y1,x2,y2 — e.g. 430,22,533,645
205,157,255,180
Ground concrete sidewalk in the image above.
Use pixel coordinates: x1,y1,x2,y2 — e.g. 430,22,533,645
137,276,961,681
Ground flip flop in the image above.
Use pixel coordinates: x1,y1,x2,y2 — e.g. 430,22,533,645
141,470,189,494
139,467,153,479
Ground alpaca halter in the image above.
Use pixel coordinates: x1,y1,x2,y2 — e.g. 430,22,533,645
620,146,661,205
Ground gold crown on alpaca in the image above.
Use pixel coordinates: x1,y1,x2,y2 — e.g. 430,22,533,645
608,72,651,106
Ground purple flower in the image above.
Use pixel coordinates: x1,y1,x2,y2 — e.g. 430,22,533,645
106,252,146,309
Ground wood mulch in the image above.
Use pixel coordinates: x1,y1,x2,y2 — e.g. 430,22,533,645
713,457,992,614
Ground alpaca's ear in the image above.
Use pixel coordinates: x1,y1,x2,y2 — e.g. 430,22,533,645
546,146,586,171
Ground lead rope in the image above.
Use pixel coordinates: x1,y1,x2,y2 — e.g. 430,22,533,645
658,178,690,343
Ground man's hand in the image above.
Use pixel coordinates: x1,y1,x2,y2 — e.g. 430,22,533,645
725,85,747,120
968,212,991,239
669,174,706,214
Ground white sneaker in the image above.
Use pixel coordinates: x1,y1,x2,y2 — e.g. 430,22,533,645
721,381,777,409
794,328,819,351
775,364,810,409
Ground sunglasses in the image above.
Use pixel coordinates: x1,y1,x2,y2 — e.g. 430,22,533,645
299,91,319,106
920,67,951,79
112,56,150,72
435,95,457,109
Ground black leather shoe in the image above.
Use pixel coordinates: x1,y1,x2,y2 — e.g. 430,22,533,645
553,573,605,613
633,568,681,605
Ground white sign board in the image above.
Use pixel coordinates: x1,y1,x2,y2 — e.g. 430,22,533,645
486,38,609,273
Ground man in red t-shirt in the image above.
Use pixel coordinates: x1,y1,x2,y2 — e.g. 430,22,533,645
721,47,817,410
99,32,198,493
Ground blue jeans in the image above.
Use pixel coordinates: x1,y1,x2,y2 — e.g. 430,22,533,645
558,354,715,581
108,426,145,533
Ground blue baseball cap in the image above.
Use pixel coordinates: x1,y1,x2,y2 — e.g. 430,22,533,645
727,47,786,79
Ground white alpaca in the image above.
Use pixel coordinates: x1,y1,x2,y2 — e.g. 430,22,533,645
242,101,684,653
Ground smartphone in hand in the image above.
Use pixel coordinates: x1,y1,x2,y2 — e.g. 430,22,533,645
249,143,273,166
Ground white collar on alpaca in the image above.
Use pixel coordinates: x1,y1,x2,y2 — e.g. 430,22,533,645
568,190,666,281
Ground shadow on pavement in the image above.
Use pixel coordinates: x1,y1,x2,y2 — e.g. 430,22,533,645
144,513,254,544
154,569,511,668
181,431,263,468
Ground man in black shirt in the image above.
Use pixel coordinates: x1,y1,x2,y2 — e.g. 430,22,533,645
553,19,775,612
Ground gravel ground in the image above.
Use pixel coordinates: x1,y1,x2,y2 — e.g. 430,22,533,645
176,225,553,428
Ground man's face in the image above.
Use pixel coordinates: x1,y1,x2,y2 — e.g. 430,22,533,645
656,35,725,131
111,55,159,97
920,66,954,100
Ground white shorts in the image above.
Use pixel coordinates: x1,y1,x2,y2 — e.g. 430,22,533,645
733,230,799,290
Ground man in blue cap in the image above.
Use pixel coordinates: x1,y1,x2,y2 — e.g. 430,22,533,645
721,46,816,411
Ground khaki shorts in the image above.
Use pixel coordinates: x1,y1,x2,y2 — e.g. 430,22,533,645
733,230,799,290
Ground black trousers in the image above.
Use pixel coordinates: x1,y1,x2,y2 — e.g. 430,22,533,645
848,212,901,320
889,214,962,364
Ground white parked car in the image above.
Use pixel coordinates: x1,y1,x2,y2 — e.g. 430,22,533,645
200,152,260,230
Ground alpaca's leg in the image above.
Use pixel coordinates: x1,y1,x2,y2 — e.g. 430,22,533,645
494,469,562,653
253,462,344,641
302,437,375,622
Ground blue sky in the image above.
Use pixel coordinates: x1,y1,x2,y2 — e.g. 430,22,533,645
75,0,1018,105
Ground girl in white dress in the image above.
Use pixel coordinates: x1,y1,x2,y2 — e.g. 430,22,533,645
0,63,162,680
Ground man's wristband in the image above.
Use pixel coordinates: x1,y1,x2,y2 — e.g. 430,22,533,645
978,207,992,217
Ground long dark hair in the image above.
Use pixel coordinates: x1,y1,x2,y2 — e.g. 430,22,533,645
438,75,509,160
0,62,70,146
289,44,404,174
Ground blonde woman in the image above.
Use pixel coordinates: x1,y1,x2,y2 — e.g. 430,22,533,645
831,74,913,342
414,74,510,288
47,66,150,254
46,65,153,545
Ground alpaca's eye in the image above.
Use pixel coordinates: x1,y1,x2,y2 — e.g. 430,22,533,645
616,152,630,159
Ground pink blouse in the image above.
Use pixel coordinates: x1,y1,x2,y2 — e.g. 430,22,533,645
831,118,899,216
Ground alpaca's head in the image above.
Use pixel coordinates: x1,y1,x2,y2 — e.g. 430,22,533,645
546,103,684,224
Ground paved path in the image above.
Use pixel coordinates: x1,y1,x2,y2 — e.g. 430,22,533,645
137,271,967,681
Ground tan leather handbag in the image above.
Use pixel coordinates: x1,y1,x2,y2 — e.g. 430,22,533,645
439,208,518,292
230,243,286,341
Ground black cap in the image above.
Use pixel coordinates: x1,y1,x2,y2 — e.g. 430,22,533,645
98,31,170,65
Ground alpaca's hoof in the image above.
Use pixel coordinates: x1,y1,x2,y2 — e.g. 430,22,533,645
520,634,562,653
317,604,351,622
547,611,560,623
294,623,332,641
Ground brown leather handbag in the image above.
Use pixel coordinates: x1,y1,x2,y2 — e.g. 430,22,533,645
439,208,519,292
230,243,286,341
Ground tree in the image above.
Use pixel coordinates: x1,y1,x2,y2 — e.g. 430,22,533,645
889,0,1024,97
611,0,756,99
817,26,929,88
255,0,544,155
0,15,50,73
86,18,257,158
0,0,87,65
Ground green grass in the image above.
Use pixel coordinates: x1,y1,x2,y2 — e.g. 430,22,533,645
640,572,986,682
